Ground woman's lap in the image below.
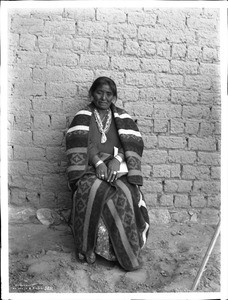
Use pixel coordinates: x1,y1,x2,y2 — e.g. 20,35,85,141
72,173,149,271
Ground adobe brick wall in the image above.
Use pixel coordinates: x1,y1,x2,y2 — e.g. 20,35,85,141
8,7,220,224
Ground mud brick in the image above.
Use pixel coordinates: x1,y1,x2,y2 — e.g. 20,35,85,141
8,8,220,217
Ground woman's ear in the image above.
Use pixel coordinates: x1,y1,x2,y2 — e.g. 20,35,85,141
112,96,117,104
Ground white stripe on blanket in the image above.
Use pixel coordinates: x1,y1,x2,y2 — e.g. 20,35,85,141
76,110,92,116
118,129,142,137
67,125,90,134
142,222,149,248
125,151,141,160
138,191,146,209
67,165,86,172
114,112,132,119
66,147,87,155
138,191,149,248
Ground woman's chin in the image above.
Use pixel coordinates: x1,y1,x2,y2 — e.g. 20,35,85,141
98,104,110,110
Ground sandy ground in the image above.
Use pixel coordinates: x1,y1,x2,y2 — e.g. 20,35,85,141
7,215,220,294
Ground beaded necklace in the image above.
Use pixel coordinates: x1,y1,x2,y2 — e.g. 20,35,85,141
94,108,112,143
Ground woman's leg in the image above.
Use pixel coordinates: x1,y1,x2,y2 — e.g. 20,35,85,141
72,173,111,263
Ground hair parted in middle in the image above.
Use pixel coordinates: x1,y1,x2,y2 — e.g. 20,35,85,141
89,76,117,99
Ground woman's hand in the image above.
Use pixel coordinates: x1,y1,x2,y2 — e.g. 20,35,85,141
107,158,120,183
96,163,108,181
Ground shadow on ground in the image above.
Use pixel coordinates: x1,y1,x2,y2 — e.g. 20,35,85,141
8,217,220,293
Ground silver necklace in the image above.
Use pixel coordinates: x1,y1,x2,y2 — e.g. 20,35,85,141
94,108,112,143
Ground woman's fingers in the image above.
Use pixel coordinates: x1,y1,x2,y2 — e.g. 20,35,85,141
96,171,107,180
107,169,112,182
96,164,107,180
96,164,117,182
107,169,117,182
112,171,117,182
105,159,120,182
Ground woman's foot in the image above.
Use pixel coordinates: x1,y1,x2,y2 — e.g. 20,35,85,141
85,251,96,264
78,252,85,261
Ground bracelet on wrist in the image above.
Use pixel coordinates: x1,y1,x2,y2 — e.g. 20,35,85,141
114,155,123,163
95,160,103,168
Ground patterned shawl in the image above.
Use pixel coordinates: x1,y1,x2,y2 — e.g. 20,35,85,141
66,103,144,186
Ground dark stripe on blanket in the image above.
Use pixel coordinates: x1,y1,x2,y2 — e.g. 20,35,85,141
83,179,102,252
118,137,144,156
114,118,141,132
85,180,111,252
107,200,140,269
69,114,91,128
102,199,141,271
116,178,146,247
66,132,88,148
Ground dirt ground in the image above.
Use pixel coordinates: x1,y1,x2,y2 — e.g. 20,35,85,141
8,217,220,294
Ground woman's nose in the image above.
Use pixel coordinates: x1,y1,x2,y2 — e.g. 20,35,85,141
102,93,106,100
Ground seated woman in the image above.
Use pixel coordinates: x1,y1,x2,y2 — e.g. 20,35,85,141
66,77,149,271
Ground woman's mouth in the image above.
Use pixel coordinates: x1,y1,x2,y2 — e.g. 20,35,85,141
99,101,109,106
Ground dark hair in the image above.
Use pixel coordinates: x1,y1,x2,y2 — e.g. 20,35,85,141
89,77,117,98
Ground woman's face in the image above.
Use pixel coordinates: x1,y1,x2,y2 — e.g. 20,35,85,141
92,84,116,110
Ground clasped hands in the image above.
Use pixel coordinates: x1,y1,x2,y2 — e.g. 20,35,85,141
96,159,120,183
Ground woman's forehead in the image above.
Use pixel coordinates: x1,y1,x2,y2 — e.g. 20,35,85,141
95,84,113,92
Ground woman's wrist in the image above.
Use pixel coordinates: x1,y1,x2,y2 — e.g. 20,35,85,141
92,154,101,167
114,154,123,163
95,160,104,168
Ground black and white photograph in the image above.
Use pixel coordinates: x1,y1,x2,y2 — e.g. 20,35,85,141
1,1,228,300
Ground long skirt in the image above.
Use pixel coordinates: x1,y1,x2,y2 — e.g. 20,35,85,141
71,170,150,271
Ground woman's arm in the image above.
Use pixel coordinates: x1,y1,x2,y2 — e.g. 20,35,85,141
88,138,100,166
88,138,108,180
114,146,124,163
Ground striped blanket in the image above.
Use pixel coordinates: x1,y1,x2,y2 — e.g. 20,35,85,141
66,103,144,187
66,103,149,271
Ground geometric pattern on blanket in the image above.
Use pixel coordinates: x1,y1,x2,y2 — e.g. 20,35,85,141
66,103,144,187
71,171,149,271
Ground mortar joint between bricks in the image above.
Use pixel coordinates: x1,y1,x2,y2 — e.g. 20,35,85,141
30,98,34,110
95,8,98,21
30,67,34,80
215,139,219,152
180,164,183,178
209,166,212,177
181,103,184,117
105,39,109,52
126,12,129,24
190,180,194,192
62,8,68,19
35,35,41,53
167,119,171,133
123,39,127,50
197,122,201,136
185,137,189,148
185,16,188,27
30,115,34,131
155,15,159,25
13,115,17,126
157,193,162,205
162,180,165,192
183,43,188,60
170,44,173,57
197,61,201,74
44,83,47,97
